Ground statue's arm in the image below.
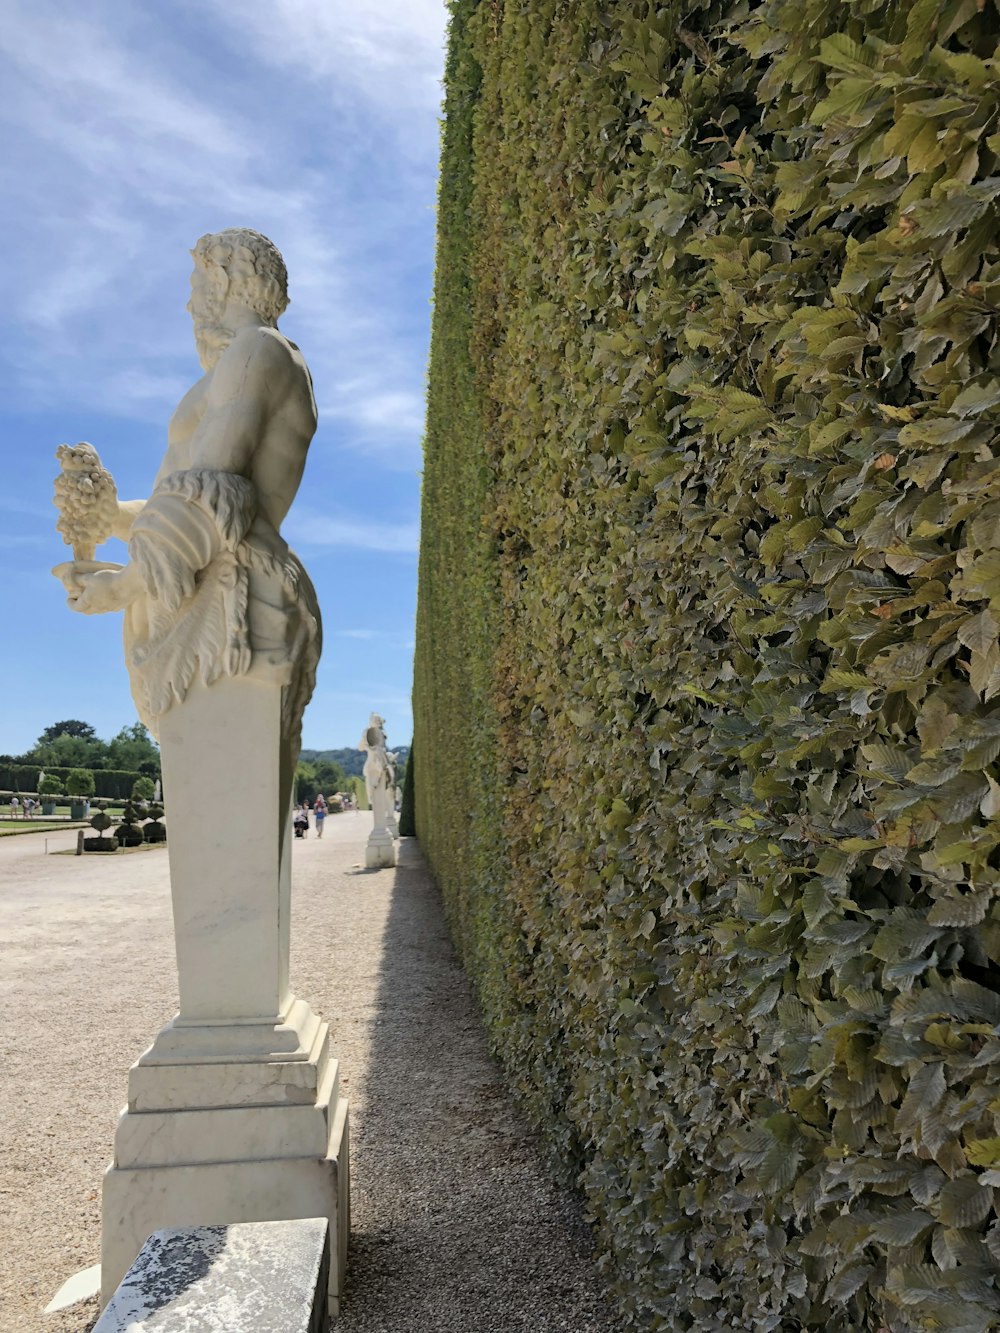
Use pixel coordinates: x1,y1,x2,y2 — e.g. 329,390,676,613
110,499,147,541
60,332,285,617
111,434,188,538
186,329,288,475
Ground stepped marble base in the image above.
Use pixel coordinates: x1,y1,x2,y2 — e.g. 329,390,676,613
101,1002,349,1314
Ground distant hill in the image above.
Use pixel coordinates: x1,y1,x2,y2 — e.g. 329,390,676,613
301,745,411,779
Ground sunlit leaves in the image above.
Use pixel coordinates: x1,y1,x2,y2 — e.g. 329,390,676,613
418,0,1000,1329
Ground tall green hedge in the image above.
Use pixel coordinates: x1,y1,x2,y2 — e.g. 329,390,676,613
416,1,1000,1328
398,743,416,837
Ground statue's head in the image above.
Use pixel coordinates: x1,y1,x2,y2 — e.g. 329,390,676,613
188,229,289,368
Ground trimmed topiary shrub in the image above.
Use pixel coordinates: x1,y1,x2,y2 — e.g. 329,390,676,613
65,768,95,798
38,773,62,815
116,799,145,848
416,2,1000,1329
143,802,166,844
84,806,118,853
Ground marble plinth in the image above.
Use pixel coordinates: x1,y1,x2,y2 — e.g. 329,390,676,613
365,828,395,869
99,676,349,1311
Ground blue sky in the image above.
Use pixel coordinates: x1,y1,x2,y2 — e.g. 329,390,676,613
0,0,447,756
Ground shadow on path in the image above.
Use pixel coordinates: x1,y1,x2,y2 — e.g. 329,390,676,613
338,837,622,1332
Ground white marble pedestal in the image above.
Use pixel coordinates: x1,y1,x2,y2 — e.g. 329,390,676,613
100,676,349,1312
365,827,396,869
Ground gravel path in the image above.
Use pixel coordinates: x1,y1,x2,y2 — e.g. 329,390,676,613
1,812,621,1332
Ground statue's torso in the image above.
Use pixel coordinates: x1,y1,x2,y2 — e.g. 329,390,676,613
163,329,317,533
125,326,321,738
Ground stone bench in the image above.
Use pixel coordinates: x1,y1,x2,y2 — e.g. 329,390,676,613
94,1218,329,1332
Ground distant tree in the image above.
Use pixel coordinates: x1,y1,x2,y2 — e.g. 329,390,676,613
299,745,410,780
108,723,159,773
314,759,347,794
132,776,156,802
295,760,317,804
295,758,348,803
30,731,108,770
299,748,366,779
39,720,97,743
21,719,159,774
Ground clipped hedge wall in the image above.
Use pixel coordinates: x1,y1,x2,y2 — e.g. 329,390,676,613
399,743,416,837
416,1,1000,1329
0,764,143,799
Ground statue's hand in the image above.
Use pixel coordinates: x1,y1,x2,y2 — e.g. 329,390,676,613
68,569,127,614
52,560,137,614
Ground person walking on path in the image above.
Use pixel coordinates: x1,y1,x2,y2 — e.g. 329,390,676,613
293,802,309,839
313,794,327,840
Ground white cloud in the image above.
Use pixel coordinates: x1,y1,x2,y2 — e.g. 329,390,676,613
317,382,426,463
102,368,194,414
336,629,379,640
286,509,419,554
323,386,425,436
0,10,247,162
207,0,447,123
0,0,444,473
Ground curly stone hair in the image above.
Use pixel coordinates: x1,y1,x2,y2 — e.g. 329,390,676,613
191,228,289,325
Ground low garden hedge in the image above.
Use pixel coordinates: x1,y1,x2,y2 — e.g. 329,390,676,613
0,763,143,800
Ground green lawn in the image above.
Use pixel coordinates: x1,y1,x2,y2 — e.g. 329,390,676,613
0,821,74,837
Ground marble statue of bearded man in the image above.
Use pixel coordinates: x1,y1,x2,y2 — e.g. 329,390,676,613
60,229,321,753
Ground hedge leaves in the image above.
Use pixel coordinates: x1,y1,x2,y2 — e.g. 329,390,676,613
416,1,1000,1327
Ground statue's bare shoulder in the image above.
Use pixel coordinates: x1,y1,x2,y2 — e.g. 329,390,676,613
210,325,312,408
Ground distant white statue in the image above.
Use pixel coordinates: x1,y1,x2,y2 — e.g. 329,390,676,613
360,714,393,830
359,713,396,866
153,778,162,804
52,227,321,752
37,770,45,791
